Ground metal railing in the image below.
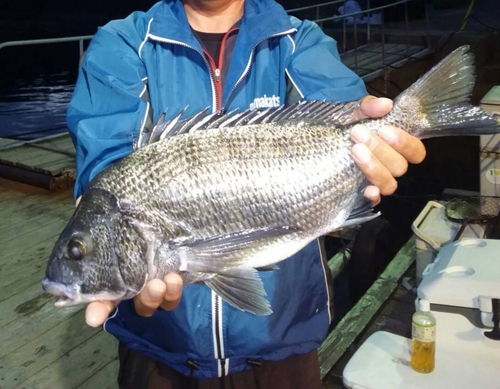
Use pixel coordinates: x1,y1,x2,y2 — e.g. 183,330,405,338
0,0,428,58
287,0,431,80
0,1,431,94
0,35,93,60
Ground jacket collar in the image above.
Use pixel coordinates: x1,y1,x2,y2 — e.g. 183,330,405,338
149,0,294,50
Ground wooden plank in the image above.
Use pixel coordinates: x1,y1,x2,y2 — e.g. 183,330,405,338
0,218,71,279
35,159,75,174
34,135,74,150
0,201,72,235
0,189,72,223
0,283,56,330
340,43,378,67
13,330,118,389
0,174,118,389
347,46,424,73
0,135,75,178
0,135,73,163
378,238,416,283
341,43,426,77
340,43,400,67
328,250,351,280
75,360,119,389
13,151,73,170
0,178,51,202
0,268,47,304
0,155,74,177
0,146,49,163
0,310,105,388
318,237,416,379
0,180,72,205
0,288,83,358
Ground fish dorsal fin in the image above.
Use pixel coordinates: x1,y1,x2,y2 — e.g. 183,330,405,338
136,100,362,149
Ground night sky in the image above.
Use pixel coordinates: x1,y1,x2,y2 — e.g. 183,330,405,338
0,0,335,43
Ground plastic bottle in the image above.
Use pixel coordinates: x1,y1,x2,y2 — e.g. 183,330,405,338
411,299,436,373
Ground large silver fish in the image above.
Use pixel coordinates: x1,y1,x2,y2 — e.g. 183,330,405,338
42,46,499,315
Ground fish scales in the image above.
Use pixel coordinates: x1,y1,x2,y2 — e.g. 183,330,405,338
93,122,358,241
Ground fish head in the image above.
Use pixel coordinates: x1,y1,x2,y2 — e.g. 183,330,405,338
42,188,132,307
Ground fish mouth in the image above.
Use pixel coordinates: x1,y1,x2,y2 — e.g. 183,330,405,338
42,278,81,307
42,278,128,307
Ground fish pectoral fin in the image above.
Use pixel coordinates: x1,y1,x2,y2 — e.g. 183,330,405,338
171,226,299,271
205,268,273,316
256,264,280,271
340,211,380,229
339,192,380,229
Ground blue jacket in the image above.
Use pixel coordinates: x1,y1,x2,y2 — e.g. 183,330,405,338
67,0,367,380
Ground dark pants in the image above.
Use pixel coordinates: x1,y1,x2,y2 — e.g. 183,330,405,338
118,343,322,389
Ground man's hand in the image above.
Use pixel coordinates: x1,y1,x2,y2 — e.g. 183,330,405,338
85,274,183,327
351,95,426,204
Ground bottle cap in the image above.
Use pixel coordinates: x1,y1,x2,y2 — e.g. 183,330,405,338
419,299,431,312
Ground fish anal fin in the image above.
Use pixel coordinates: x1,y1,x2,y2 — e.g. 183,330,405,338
205,268,272,316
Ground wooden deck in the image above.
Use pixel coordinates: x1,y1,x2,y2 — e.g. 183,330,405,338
0,178,118,389
0,134,75,192
339,42,430,82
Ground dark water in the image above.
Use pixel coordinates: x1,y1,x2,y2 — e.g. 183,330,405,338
0,43,79,140
0,72,75,140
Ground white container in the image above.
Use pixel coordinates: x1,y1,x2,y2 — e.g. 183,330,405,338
411,201,485,283
480,86,500,197
343,312,500,389
418,238,500,327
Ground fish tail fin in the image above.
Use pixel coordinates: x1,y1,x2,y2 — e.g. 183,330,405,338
389,45,500,139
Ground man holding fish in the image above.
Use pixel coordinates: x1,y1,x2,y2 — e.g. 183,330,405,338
62,0,428,386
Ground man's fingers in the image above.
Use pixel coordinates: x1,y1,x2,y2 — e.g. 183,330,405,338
133,274,183,316
351,143,398,196
86,300,118,327
355,96,393,120
133,279,167,317
363,185,381,206
351,125,408,178
160,273,183,311
378,125,426,164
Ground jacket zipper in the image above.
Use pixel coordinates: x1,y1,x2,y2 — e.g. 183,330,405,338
203,51,221,109
203,27,238,110
213,293,227,376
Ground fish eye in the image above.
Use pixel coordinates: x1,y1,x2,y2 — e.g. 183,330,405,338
67,238,86,260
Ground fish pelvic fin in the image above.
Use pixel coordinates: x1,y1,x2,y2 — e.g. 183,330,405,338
205,268,273,316
383,45,500,139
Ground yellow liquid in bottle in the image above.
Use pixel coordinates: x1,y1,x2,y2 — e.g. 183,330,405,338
411,338,435,373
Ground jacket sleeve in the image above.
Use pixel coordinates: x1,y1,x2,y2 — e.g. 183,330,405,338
285,17,368,103
67,14,150,199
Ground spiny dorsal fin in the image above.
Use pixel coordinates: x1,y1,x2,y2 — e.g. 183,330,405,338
137,100,362,149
